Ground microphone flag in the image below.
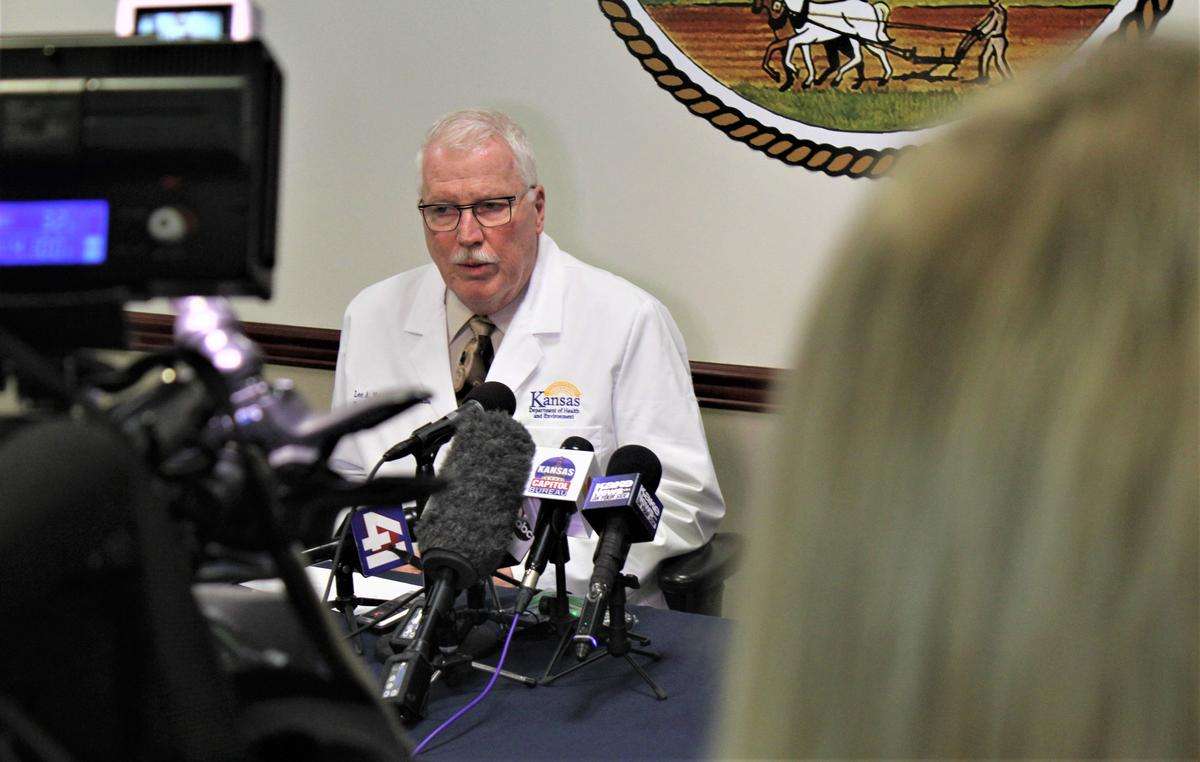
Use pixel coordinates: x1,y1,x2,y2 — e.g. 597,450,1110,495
351,505,416,575
507,446,599,562
581,473,663,542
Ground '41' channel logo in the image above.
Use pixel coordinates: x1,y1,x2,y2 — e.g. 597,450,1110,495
350,506,415,575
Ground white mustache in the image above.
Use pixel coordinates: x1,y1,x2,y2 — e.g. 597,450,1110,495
451,248,499,265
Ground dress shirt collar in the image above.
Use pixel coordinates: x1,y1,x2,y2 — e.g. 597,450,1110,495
444,287,519,347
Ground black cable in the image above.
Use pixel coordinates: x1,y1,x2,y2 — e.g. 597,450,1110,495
319,454,392,605
492,570,521,587
0,325,99,417
84,349,180,394
239,446,402,726
167,348,239,418
0,695,76,762
320,513,355,607
365,453,390,483
341,586,424,640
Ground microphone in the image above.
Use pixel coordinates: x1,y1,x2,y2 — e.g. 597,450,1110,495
380,408,534,721
513,436,596,613
379,381,516,463
572,445,663,661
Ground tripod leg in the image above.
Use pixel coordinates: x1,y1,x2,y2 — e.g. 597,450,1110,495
541,622,579,682
626,630,652,647
624,654,667,700
470,661,538,687
484,576,503,612
629,647,662,662
542,648,610,685
338,602,364,655
552,540,571,629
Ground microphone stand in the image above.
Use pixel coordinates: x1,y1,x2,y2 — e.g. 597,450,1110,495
434,576,543,686
516,530,576,642
337,446,438,648
308,449,428,654
383,574,538,722
450,578,540,686
413,447,437,516
547,532,574,631
515,504,575,637
540,572,666,700
315,514,389,655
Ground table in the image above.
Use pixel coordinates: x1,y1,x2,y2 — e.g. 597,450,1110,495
360,584,733,760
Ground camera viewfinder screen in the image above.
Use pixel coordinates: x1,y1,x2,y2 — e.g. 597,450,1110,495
0,200,110,267
135,7,230,41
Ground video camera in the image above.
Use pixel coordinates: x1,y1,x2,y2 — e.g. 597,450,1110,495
0,33,420,760
0,31,436,567
0,34,281,304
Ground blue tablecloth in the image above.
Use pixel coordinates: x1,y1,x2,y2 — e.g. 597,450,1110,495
361,591,732,760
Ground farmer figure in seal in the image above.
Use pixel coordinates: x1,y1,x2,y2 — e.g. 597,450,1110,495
971,0,1013,82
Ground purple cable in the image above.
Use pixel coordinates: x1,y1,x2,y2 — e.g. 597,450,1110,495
412,611,522,756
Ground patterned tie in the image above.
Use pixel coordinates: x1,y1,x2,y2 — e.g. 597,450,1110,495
453,315,496,404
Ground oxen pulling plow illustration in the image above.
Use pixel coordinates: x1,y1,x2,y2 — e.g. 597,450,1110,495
752,0,1008,90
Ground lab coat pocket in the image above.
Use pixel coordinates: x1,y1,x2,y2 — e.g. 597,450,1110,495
523,424,608,463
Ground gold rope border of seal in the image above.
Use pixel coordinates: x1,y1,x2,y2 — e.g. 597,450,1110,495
598,0,1173,178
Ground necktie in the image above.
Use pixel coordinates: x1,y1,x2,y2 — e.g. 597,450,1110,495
453,315,496,404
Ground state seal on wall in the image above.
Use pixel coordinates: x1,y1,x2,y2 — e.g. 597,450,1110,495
598,0,1174,177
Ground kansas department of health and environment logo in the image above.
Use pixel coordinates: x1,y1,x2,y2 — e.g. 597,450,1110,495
598,0,1173,177
529,380,584,420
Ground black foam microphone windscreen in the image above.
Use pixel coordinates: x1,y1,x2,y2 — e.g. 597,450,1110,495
382,410,532,721
560,435,595,453
465,380,517,417
605,443,662,493
415,409,534,577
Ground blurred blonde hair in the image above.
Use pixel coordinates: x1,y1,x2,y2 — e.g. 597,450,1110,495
720,40,1197,759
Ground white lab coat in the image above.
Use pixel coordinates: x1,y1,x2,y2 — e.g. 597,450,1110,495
330,234,725,605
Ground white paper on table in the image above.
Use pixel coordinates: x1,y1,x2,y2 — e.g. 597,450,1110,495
242,566,422,607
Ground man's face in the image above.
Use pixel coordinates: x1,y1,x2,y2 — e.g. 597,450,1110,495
419,138,545,315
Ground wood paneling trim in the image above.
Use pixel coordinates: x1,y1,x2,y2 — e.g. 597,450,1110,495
125,311,780,412
690,360,779,413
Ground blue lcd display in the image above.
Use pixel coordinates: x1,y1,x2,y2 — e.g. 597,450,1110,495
0,200,110,266
135,9,228,41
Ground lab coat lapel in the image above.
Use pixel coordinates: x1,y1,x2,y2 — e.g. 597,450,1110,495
487,235,564,398
402,268,457,417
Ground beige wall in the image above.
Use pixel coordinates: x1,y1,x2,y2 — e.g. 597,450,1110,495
3,0,1191,361
5,2,1190,369
1,0,873,368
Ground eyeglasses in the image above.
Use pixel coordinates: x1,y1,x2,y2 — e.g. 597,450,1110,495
417,188,533,232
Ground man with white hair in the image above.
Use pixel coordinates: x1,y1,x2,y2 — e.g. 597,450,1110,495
330,109,725,606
